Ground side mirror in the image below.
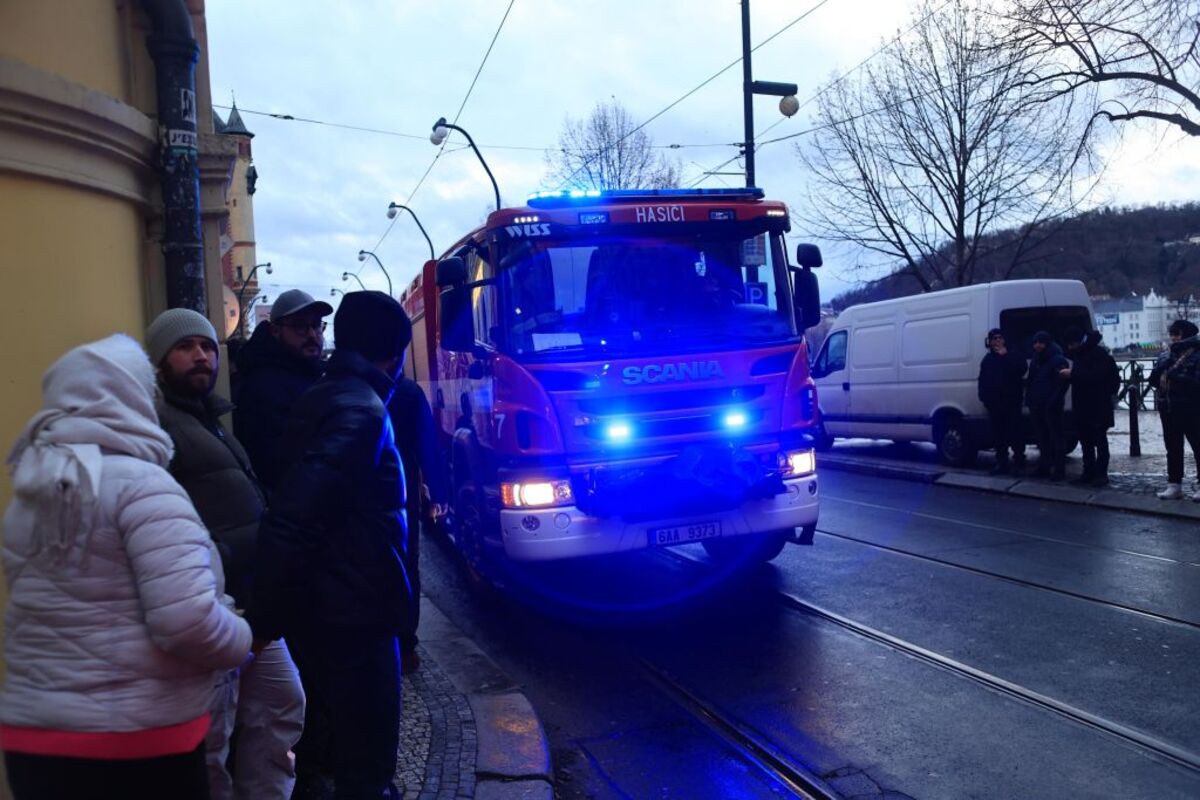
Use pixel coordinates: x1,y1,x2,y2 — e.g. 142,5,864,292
795,243,823,269
439,285,474,352
436,257,467,288
792,267,821,331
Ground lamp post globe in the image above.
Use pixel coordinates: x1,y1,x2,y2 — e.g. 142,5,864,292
779,94,800,118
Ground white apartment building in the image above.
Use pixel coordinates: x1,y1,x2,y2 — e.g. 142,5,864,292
1093,289,1200,349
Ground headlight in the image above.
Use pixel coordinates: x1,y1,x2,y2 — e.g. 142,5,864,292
500,479,574,509
778,449,816,477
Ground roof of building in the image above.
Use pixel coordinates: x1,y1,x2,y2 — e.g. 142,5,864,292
1093,296,1143,314
213,108,227,134
222,101,253,138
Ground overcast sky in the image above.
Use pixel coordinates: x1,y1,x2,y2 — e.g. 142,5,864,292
206,0,1200,310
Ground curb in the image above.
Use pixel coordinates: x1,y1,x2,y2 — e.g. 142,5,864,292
818,453,1200,522
418,598,554,800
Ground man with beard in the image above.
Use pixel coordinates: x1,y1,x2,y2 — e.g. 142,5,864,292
233,290,332,494
147,308,305,800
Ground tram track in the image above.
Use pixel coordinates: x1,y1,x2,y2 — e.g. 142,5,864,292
660,548,1200,777
812,526,1200,631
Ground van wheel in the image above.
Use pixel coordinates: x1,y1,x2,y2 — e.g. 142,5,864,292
702,531,789,564
934,416,977,467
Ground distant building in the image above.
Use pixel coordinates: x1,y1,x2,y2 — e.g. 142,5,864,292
214,101,260,338
1093,289,1200,349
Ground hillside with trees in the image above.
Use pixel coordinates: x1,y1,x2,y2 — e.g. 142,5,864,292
830,202,1200,310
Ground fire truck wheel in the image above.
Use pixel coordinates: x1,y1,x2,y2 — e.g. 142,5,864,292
702,531,789,564
454,482,495,593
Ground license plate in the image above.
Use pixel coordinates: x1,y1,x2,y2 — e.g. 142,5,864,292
650,521,722,547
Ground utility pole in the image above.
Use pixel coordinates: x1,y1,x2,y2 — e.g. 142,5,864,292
741,0,800,188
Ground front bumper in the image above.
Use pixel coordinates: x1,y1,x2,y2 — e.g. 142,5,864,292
499,474,819,561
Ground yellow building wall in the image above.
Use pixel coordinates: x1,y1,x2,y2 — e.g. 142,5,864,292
0,1,130,102
0,173,147,511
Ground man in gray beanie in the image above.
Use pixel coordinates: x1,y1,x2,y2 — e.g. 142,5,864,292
147,307,306,800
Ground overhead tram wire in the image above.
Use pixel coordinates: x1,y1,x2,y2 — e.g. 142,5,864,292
687,0,955,187
354,0,516,285
555,0,836,191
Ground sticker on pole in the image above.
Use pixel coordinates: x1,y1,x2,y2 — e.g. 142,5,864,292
180,89,197,123
167,129,198,150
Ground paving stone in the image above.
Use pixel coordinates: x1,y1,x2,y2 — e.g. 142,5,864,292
469,693,552,780
473,778,555,800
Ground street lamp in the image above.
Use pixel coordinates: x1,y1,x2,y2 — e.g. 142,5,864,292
236,261,272,337
330,287,344,298
356,250,394,295
342,271,368,291
245,294,268,334
430,117,501,210
387,202,436,260
741,0,798,187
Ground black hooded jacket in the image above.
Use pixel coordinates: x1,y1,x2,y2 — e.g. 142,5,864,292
1067,331,1121,429
249,349,411,640
1148,334,1200,417
978,349,1027,410
1025,341,1071,410
232,324,324,493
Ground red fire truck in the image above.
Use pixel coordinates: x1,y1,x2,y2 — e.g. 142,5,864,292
399,188,823,582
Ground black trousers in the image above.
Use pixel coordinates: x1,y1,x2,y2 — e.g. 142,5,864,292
5,742,208,800
1031,404,1065,473
1078,424,1110,478
987,404,1025,462
1162,410,1200,484
400,509,421,654
289,629,401,800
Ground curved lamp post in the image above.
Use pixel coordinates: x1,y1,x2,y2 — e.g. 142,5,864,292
387,202,436,260
430,117,501,211
236,261,271,336
330,287,344,298
356,250,394,295
245,294,268,334
341,271,368,291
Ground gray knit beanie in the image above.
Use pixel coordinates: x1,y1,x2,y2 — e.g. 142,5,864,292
146,308,218,365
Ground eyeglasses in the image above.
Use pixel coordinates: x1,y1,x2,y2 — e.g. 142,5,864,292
279,320,327,334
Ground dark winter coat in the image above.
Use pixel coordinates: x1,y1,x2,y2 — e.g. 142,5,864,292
1067,332,1121,430
1147,334,1200,417
1025,342,1071,411
978,350,1027,410
232,324,324,493
387,377,448,523
157,389,265,607
249,349,410,641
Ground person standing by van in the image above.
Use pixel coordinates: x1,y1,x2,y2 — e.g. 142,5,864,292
1061,327,1121,487
1148,319,1200,500
1025,331,1070,481
978,329,1027,474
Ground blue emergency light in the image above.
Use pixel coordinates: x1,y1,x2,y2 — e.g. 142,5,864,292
605,421,633,443
527,187,765,208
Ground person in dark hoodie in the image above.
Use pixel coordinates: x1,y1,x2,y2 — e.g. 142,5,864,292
1147,319,1200,500
233,289,332,494
1061,326,1121,487
1025,330,1071,480
251,291,413,800
977,328,1028,475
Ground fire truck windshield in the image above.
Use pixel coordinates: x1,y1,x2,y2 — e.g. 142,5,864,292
499,232,796,359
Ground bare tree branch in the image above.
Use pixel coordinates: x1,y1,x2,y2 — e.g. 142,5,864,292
543,101,682,191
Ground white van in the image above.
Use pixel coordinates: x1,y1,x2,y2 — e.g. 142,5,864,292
810,279,1096,465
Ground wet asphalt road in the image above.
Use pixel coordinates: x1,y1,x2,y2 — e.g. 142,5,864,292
420,470,1200,799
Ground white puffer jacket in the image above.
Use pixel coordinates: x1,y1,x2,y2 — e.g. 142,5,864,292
1,334,252,733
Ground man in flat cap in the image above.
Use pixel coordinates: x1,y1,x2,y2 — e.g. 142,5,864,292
233,289,333,494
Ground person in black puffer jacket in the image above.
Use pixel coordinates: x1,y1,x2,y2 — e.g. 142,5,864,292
232,290,332,494
250,291,412,800
1147,319,1200,500
977,328,1027,474
1025,330,1071,480
1062,327,1121,486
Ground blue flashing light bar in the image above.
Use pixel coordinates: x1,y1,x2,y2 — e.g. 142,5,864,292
527,187,765,208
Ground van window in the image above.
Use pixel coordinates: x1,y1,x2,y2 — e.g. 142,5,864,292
814,330,847,377
999,306,1093,360
901,314,971,366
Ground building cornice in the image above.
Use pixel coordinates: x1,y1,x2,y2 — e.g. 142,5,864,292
0,57,157,204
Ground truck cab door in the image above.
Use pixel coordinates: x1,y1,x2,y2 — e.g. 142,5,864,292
812,329,850,434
